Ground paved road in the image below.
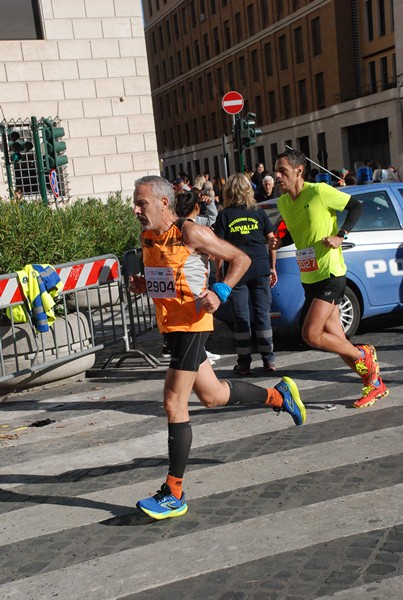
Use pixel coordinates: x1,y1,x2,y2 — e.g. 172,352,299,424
0,319,402,599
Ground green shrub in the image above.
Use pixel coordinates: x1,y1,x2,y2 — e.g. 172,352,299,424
0,193,141,274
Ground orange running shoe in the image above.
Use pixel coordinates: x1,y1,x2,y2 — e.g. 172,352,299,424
354,344,380,386
353,377,389,408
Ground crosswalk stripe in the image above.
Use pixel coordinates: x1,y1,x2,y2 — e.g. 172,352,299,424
1,484,402,600
1,424,402,546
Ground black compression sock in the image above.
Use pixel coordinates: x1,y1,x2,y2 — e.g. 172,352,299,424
226,379,268,406
168,421,193,478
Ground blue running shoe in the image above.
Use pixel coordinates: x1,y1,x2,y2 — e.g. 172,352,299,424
136,483,188,520
274,376,306,426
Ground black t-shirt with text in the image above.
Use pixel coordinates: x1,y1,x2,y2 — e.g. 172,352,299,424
214,206,274,283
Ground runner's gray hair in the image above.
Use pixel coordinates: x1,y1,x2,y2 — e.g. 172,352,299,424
135,175,175,210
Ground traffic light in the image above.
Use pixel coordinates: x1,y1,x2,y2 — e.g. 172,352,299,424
7,130,34,163
241,113,263,148
232,116,242,151
42,118,68,171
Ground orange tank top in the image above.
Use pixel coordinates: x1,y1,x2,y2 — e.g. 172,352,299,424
141,220,213,333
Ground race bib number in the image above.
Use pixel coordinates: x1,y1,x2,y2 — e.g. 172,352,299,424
144,267,176,298
296,247,319,272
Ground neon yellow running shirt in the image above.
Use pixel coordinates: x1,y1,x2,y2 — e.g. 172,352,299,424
277,182,350,284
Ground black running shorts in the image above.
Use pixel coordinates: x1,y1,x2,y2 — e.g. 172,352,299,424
165,331,210,372
302,274,346,306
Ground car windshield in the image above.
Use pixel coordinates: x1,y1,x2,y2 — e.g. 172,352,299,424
337,190,401,231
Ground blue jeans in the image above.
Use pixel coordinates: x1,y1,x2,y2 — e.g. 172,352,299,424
229,275,274,369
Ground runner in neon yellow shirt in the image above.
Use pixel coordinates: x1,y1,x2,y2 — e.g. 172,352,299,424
272,149,388,409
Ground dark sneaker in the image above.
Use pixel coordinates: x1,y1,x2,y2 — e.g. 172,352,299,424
161,342,171,358
263,359,276,372
355,344,380,386
274,376,306,426
353,377,389,408
136,483,188,520
233,364,252,376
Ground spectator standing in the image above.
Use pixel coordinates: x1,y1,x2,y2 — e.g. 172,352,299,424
251,162,265,189
214,173,277,375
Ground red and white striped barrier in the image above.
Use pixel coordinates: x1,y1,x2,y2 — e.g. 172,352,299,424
0,256,120,309
57,257,120,292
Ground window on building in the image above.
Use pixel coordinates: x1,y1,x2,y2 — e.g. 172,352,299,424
200,0,206,15
151,32,157,54
194,40,201,65
169,56,175,78
148,0,153,18
185,122,190,144
275,0,284,20
159,96,164,118
224,20,231,49
161,59,166,83
211,112,217,135
216,67,224,94
227,61,235,89
201,116,208,142
369,60,377,92
311,17,321,56
390,0,394,31
158,25,164,49
181,85,187,110
193,118,199,144
315,72,325,109
268,91,277,121
282,85,292,118
165,20,172,45
207,72,214,100
297,79,307,114
156,0,160,10
203,33,210,60
251,49,259,82
213,27,220,54
0,0,43,39
294,27,304,63
264,42,273,76
261,2,269,27
380,56,388,89
210,0,216,15
190,1,196,27
166,93,171,117
235,12,242,43
255,95,262,122
177,50,183,74
173,90,179,113
247,4,255,36
278,35,288,70
222,0,228,6
378,0,386,36
185,46,191,69
197,77,205,104
181,7,188,31
292,0,301,10
238,55,247,86
173,13,179,37
365,1,374,40
271,143,278,169
155,65,161,86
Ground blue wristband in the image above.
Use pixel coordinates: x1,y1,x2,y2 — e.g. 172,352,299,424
212,282,232,303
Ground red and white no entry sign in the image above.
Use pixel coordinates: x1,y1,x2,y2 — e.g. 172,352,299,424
222,91,244,115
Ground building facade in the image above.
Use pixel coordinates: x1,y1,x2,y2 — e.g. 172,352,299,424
143,0,402,182
0,0,159,202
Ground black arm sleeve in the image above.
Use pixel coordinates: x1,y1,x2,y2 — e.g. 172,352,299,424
340,197,362,232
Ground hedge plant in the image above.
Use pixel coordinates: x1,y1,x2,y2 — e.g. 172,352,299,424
0,193,141,274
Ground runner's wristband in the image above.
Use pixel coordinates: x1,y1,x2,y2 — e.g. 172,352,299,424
212,282,232,303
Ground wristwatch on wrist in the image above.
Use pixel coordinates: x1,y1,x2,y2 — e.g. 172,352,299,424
336,229,348,239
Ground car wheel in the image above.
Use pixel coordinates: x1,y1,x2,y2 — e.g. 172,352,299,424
339,285,361,338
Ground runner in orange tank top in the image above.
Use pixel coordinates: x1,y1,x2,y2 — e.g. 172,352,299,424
130,175,307,521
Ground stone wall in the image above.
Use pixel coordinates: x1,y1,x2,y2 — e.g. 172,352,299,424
0,0,159,200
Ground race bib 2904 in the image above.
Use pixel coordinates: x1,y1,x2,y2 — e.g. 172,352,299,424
144,266,177,298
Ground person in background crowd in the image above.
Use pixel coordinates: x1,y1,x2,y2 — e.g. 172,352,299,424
130,174,306,520
214,172,277,375
255,174,279,203
272,149,388,409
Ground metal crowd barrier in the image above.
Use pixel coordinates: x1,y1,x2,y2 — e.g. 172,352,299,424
0,252,163,390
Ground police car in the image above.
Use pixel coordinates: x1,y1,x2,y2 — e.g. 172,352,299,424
270,181,403,337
